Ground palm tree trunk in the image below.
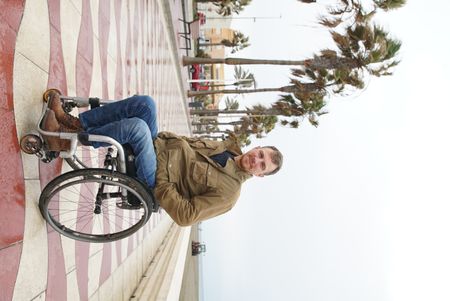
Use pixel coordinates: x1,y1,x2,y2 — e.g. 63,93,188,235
191,109,252,115
183,55,360,70
306,56,359,70
183,56,308,67
196,134,226,140
198,43,223,47
193,130,229,134
206,83,236,88
191,109,279,116
187,86,299,97
192,121,243,126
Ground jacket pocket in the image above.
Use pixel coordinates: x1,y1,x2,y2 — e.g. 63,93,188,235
167,149,180,183
192,161,218,188
188,139,217,150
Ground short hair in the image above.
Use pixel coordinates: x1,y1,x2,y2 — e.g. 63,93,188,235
262,146,283,176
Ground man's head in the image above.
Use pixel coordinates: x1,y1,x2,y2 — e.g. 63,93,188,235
235,146,283,177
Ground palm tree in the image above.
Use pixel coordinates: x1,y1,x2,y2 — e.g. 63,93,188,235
320,23,402,75
187,22,401,100
314,0,407,29
199,31,250,54
191,92,327,145
187,64,363,98
232,66,256,88
229,112,277,142
224,97,240,110
193,120,244,126
374,0,407,11
183,55,311,67
188,85,303,97
192,92,327,126
280,119,300,128
195,0,252,16
184,23,401,72
205,67,255,89
196,134,227,140
273,94,328,128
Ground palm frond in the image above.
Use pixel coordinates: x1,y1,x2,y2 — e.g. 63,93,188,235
374,0,407,11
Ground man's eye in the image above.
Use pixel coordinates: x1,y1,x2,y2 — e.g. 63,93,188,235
259,151,263,158
261,163,266,170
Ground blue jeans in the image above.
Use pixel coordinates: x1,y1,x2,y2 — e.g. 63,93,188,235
79,95,158,188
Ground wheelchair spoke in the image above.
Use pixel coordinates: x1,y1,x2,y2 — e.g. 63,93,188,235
40,168,153,242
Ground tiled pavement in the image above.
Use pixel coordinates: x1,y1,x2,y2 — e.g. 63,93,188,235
0,0,192,300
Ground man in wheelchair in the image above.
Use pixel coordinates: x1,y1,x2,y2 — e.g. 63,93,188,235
43,92,283,226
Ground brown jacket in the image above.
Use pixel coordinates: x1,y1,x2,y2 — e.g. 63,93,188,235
154,132,252,226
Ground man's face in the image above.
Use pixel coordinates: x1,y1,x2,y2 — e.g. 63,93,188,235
238,147,277,177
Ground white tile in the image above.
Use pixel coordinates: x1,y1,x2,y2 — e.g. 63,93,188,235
69,0,82,15
89,240,104,259
88,290,99,301
12,53,49,180
107,3,117,69
122,252,138,300
32,291,46,300
90,37,103,97
20,153,41,181
12,180,48,301
61,0,82,96
107,55,117,100
90,0,100,39
134,2,142,94
66,269,81,301
14,0,50,72
87,247,103,297
136,243,143,279
120,238,128,264
112,264,124,301
120,0,128,96
110,241,118,272
98,274,114,301
61,235,77,273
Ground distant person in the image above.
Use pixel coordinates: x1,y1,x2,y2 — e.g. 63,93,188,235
43,92,283,226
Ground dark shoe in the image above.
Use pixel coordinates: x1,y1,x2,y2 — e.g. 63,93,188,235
116,201,143,210
42,111,72,151
47,90,83,131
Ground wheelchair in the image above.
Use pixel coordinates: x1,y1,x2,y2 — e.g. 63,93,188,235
20,89,159,243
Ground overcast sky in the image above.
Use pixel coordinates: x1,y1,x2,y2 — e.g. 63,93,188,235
200,1,450,300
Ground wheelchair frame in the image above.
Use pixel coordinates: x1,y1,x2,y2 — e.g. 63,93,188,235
20,90,158,243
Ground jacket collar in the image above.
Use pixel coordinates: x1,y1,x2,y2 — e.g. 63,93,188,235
200,153,252,183
202,135,252,183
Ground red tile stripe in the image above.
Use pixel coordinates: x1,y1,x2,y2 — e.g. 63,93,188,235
75,1,94,300
0,1,26,300
44,1,69,300
114,0,125,267
98,0,112,285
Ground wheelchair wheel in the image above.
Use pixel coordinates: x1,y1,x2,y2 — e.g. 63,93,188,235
43,88,62,102
39,168,152,243
20,134,43,154
65,145,114,169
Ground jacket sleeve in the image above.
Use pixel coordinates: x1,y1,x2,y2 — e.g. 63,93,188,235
154,182,239,226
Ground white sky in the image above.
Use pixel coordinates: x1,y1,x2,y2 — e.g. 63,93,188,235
201,1,450,300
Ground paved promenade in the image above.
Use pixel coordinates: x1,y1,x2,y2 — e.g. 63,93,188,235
0,0,191,300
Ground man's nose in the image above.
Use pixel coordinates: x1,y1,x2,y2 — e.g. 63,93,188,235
254,156,263,164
